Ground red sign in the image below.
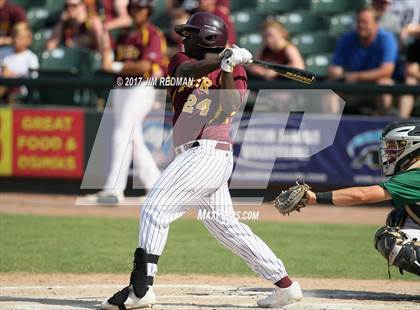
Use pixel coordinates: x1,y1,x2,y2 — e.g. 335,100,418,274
12,109,85,178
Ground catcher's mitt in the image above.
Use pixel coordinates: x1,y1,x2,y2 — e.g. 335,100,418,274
273,181,311,215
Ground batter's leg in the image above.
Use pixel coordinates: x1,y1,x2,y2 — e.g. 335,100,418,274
198,183,288,283
139,146,231,278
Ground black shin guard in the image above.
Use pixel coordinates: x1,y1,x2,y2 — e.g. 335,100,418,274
130,248,160,298
107,248,159,308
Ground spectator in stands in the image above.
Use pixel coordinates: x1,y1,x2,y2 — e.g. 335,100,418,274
389,0,420,41
166,9,189,58
328,6,398,115
0,22,38,103
104,0,132,30
0,0,26,46
398,38,420,118
46,0,110,52
247,20,304,80
372,0,401,35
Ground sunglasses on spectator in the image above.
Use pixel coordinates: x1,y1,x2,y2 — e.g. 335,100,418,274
65,3,79,9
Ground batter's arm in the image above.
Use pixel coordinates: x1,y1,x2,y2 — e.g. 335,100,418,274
307,185,391,206
219,70,241,113
175,54,223,79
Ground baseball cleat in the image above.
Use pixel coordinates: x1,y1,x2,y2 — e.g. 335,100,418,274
257,281,302,308
100,285,156,309
84,191,125,205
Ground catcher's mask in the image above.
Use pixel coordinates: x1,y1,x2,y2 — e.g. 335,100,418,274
380,121,420,176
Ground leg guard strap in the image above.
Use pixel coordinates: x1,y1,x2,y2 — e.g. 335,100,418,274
107,286,130,310
130,248,160,298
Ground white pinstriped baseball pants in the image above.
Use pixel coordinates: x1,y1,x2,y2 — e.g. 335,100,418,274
138,139,288,283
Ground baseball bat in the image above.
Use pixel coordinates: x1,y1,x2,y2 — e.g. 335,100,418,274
250,59,316,84
223,49,316,84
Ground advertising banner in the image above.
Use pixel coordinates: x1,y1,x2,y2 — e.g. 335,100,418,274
232,113,395,186
0,107,12,176
12,108,85,178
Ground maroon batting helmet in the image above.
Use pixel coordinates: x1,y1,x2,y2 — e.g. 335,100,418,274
175,12,228,49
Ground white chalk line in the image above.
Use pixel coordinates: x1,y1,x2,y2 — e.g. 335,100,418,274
0,283,238,291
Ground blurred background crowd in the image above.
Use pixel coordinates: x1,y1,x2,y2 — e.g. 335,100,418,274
0,0,419,118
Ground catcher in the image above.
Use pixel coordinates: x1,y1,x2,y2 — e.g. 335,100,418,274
274,121,420,276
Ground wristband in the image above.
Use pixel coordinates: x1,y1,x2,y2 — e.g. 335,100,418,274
221,58,233,73
111,61,124,73
315,191,333,205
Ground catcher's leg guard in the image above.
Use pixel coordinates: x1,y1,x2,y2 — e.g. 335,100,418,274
107,248,159,308
385,208,406,228
374,226,420,276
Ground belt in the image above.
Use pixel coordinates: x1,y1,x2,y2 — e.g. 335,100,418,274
175,140,232,155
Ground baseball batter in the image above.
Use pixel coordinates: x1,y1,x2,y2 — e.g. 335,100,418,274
101,12,302,309
275,121,420,277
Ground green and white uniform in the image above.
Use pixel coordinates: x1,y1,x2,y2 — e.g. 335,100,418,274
379,168,420,239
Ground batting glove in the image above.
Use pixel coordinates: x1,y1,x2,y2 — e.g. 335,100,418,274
220,45,253,72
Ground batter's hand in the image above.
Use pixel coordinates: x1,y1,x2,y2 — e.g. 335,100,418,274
220,45,253,72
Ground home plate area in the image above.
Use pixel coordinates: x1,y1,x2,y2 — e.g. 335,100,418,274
1,282,419,310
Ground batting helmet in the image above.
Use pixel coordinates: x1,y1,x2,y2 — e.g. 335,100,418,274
175,12,228,49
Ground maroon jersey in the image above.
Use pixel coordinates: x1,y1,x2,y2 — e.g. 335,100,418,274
115,23,168,78
0,2,26,38
102,0,117,22
168,52,247,147
259,46,288,65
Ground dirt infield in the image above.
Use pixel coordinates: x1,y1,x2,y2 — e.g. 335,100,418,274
1,274,419,310
0,193,390,225
2,193,419,309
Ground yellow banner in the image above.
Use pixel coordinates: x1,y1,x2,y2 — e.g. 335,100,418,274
0,107,12,176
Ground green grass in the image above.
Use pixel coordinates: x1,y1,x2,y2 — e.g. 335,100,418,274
0,214,417,280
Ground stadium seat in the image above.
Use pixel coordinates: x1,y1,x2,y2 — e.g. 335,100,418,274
275,11,328,35
231,0,256,12
305,53,332,77
10,0,45,9
291,31,337,56
34,71,96,106
90,52,103,72
232,10,266,34
239,33,263,54
44,0,65,13
39,47,94,74
310,0,351,14
257,0,310,14
31,28,52,55
27,7,59,31
329,13,354,36
37,48,99,106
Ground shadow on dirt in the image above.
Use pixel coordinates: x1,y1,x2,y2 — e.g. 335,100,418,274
0,296,98,309
238,287,420,302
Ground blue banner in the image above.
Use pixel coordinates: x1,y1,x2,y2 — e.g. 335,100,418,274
231,114,396,186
